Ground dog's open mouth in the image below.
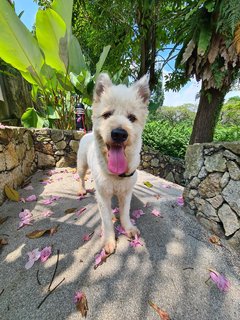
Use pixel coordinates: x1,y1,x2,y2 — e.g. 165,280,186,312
107,143,128,175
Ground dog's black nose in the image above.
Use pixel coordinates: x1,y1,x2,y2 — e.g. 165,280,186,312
111,128,128,143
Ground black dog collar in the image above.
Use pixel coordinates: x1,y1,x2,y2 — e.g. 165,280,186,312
118,170,136,178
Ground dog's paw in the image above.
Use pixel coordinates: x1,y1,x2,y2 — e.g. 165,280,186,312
125,226,140,239
104,239,116,254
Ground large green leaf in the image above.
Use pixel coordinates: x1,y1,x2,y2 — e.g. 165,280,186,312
52,0,73,33
21,108,45,128
0,0,44,81
68,35,87,74
36,9,68,73
95,45,111,79
197,27,212,56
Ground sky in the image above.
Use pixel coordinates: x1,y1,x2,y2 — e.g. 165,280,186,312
14,0,240,106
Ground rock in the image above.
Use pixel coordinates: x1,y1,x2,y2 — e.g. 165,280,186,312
188,189,198,200
165,172,175,183
56,154,76,167
0,153,6,171
0,145,4,152
223,142,240,155
223,150,240,163
55,150,65,156
218,204,240,236
189,177,200,188
151,158,159,167
0,128,10,144
195,198,220,222
222,180,240,216
227,229,240,250
69,140,79,153
204,153,226,172
220,172,229,188
36,152,55,168
5,143,19,170
227,161,240,180
55,140,67,150
73,131,85,140
198,166,207,179
196,213,223,234
184,144,203,179
35,142,53,155
142,155,152,162
198,173,222,198
16,143,26,161
23,132,34,150
206,195,223,209
142,161,149,168
51,130,64,143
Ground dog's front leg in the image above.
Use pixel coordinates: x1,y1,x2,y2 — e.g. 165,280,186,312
119,193,140,238
96,191,116,254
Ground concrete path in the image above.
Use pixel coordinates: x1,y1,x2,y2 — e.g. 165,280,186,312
0,169,239,320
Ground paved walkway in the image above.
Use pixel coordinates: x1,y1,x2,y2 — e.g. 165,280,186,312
0,169,239,320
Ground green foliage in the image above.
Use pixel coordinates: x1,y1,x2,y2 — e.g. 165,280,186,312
142,120,191,158
219,96,240,125
214,124,240,141
0,0,110,129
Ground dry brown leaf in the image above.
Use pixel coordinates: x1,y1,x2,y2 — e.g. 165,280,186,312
181,39,196,64
76,293,88,317
0,216,9,225
148,301,171,320
64,208,77,214
4,185,20,202
26,225,59,239
209,235,221,246
234,23,240,54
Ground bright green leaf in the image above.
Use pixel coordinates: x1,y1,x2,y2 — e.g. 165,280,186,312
197,27,212,56
52,0,73,33
68,35,87,74
36,9,68,73
0,0,44,81
21,108,45,128
95,45,111,79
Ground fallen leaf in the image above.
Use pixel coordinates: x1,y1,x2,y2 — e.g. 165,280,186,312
143,181,153,188
26,225,59,239
0,238,8,247
4,185,20,202
75,292,88,317
65,208,77,214
209,235,221,246
148,301,171,320
0,216,9,225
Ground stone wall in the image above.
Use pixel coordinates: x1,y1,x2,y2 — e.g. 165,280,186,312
0,127,36,204
139,145,185,185
0,127,85,205
183,142,240,247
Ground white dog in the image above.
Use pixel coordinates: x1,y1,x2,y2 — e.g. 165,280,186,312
77,73,150,253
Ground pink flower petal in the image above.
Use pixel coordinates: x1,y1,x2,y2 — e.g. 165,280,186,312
130,218,136,225
25,194,37,202
42,195,60,205
210,270,230,292
162,184,171,189
40,246,52,262
95,249,106,267
132,209,145,219
0,123,6,129
41,210,54,217
115,225,126,236
151,208,162,217
73,173,80,181
74,291,84,303
112,207,120,215
129,235,143,248
177,196,184,206
23,185,34,191
25,248,41,269
83,232,94,242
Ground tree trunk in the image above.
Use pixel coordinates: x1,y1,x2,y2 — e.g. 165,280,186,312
189,84,227,144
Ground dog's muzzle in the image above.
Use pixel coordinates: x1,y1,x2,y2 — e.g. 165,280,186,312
111,128,128,143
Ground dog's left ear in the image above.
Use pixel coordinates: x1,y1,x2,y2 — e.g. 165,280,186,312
133,75,150,103
94,73,112,103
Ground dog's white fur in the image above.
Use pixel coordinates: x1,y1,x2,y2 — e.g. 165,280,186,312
77,73,150,253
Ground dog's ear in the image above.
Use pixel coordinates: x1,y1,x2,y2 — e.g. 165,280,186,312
94,73,112,102
133,75,150,103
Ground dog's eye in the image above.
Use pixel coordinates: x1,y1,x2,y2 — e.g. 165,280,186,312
128,114,137,123
102,111,113,119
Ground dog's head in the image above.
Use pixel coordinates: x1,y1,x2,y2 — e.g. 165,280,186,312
92,73,150,175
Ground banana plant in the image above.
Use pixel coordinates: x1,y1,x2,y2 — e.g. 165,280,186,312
0,0,111,129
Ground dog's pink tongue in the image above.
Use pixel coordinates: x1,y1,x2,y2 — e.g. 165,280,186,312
108,146,128,175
